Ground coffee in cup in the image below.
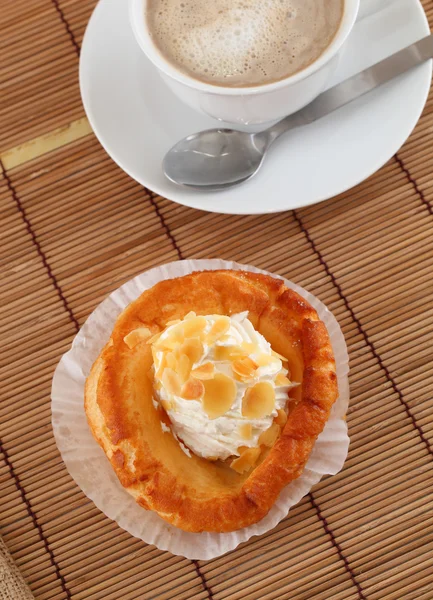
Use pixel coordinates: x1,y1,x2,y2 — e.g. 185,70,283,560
146,0,344,87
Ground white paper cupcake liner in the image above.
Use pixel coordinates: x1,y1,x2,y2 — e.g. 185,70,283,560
51,259,349,560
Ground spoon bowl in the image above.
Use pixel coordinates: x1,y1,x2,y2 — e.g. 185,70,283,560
163,129,269,191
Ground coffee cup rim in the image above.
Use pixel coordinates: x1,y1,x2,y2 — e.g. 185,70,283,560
130,0,359,96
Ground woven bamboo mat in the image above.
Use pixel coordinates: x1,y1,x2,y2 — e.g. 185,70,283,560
1,1,433,599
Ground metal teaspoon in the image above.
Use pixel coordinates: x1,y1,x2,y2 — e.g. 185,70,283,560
163,34,433,191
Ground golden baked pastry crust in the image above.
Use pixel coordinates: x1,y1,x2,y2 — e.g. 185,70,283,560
85,270,338,532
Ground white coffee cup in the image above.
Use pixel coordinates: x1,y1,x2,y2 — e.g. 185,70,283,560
130,0,360,125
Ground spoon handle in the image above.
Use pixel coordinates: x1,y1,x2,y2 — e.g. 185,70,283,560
268,33,433,142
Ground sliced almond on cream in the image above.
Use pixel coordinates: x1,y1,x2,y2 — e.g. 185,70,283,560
242,382,275,419
218,335,233,345
205,316,231,344
191,362,215,380
166,318,182,327
177,353,192,383
258,422,280,447
232,356,258,380
184,311,197,320
155,327,184,351
182,316,207,339
214,345,244,362
161,398,174,411
180,377,205,400
275,373,292,386
151,345,157,363
275,408,288,428
165,352,178,371
162,368,181,396
239,423,253,440
240,342,257,355
214,346,232,362
147,330,162,345
178,338,204,366
154,353,167,380
230,447,261,474
255,354,280,368
202,373,237,419
123,327,152,349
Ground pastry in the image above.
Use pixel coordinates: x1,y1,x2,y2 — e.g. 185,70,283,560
85,270,338,532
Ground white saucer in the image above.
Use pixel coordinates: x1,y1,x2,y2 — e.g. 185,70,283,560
80,0,431,215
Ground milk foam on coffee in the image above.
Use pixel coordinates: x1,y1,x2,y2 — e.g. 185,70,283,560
146,0,344,87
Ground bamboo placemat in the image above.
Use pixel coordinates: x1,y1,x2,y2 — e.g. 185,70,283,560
1,1,433,599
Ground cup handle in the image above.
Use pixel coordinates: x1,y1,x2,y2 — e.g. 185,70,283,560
357,0,394,21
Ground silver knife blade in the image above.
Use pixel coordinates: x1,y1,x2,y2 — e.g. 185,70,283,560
288,33,433,126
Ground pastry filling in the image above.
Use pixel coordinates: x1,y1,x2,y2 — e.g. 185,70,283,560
144,311,298,470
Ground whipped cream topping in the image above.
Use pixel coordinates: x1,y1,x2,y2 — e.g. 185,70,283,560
152,312,297,461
